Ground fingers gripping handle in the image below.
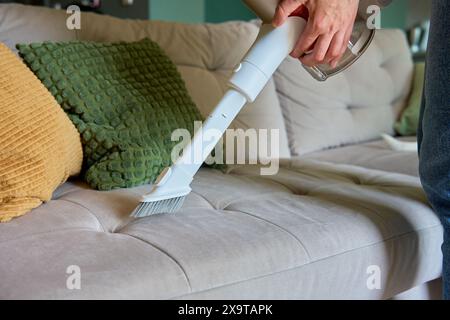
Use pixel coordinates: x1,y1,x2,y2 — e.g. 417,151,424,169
229,17,307,103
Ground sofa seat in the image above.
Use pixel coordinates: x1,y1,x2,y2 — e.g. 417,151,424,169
305,137,419,177
0,160,441,299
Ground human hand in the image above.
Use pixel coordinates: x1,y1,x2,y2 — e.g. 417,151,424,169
273,0,359,68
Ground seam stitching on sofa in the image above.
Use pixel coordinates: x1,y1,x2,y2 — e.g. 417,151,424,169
176,62,215,70
169,224,443,299
276,90,314,110
120,233,193,293
224,191,323,224
224,208,312,261
220,191,296,211
0,227,101,245
255,177,303,196
57,199,106,232
276,75,350,106
205,24,214,70
190,190,216,209
262,173,357,196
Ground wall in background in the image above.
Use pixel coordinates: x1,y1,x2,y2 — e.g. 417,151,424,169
407,0,432,28
149,0,204,23
148,0,255,23
382,0,431,29
148,0,431,29
205,0,412,28
2,0,430,27
0,0,150,19
380,0,408,29
203,0,412,27
204,0,254,23
98,0,149,20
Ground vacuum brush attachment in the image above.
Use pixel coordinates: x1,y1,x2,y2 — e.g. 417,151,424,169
131,17,306,218
131,167,191,217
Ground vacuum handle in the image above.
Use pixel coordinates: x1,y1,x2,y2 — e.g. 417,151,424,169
175,90,247,176
172,17,306,181
230,17,306,102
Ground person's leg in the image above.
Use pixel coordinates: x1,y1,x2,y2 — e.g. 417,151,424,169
418,0,450,300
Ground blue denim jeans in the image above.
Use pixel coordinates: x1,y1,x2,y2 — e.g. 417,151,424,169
417,0,450,300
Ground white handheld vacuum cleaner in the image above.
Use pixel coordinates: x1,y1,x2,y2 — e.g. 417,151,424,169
131,0,382,218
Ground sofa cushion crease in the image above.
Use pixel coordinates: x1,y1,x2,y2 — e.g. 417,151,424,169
172,224,443,300
2,162,438,298
0,230,192,299
0,153,442,300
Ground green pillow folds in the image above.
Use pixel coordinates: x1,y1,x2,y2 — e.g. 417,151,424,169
395,62,425,136
18,39,202,190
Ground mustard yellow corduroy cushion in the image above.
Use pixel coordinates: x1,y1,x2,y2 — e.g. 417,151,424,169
0,43,83,222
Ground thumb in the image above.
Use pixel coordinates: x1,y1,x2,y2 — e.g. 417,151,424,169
272,0,307,27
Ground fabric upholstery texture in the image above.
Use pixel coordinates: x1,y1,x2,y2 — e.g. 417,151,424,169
18,39,202,190
0,162,442,299
306,137,419,177
274,29,414,156
0,43,82,222
395,62,425,136
0,4,77,52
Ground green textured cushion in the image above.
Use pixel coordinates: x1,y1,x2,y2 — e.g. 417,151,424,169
395,62,425,136
18,39,202,190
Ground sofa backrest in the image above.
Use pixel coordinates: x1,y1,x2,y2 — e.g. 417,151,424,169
274,29,413,155
0,3,291,159
0,4,77,49
0,4,413,159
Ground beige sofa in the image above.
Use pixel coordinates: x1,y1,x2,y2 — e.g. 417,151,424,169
0,4,443,300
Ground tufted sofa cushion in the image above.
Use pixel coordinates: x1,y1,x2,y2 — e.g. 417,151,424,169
273,29,414,156
305,136,419,177
0,4,291,159
0,162,442,299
